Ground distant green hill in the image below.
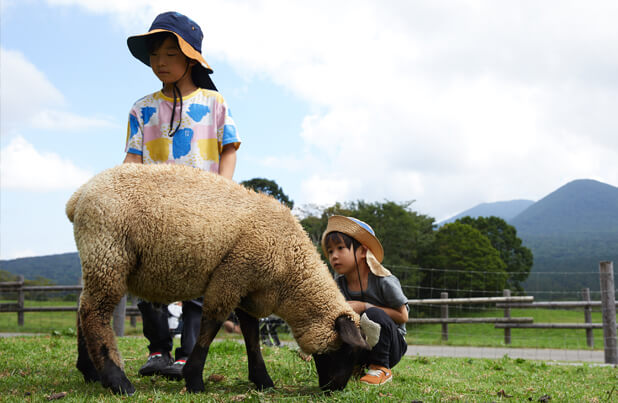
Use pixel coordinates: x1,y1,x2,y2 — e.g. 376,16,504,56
511,179,618,294
439,199,534,225
0,252,81,285
511,179,618,235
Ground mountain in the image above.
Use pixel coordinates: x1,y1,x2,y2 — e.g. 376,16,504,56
0,252,81,285
511,179,618,235
436,179,618,295
439,199,534,225
510,179,618,293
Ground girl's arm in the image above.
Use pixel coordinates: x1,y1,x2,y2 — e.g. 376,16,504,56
218,144,237,180
123,153,143,164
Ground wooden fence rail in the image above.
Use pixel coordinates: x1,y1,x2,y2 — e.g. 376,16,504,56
1,262,616,364
407,296,534,305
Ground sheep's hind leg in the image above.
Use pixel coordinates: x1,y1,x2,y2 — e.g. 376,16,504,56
79,292,135,395
236,309,275,389
76,314,99,383
78,254,135,397
183,317,223,393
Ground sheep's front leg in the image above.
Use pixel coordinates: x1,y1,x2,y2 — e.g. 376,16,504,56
183,317,222,393
236,309,275,389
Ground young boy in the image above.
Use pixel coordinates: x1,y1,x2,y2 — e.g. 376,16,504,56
322,216,409,385
124,11,240,380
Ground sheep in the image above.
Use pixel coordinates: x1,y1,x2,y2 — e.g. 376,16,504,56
66,163,370,395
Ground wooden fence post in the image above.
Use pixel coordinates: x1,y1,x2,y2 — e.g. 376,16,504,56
441,292,448,341
129,295,137,328
582,287,593,348
599,261,617,364
503,289,511,345
112,295,127,337
17,275,25,326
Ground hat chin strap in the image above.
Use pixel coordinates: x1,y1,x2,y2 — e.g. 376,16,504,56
353,249,365,303
167,61,192,137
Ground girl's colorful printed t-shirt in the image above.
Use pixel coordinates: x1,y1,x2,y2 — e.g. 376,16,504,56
125,88,240,172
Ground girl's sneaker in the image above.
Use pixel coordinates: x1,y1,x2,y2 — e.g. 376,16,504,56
138,352,173,376
359,364,392,385
160,358,187,380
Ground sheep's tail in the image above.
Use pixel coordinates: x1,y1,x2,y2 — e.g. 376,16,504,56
66,184,87,223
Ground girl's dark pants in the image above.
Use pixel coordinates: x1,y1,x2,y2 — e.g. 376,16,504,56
138,298,203,361
364,307,408,369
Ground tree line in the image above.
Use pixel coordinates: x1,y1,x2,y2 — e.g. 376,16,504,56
247,179,533,299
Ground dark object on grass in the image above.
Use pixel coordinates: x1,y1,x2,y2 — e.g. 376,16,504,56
259,316,287,346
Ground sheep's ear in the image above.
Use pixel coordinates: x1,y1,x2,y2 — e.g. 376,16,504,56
335,315,370,350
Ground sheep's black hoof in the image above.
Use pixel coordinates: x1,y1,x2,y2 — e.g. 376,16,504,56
185,378,205,393
76,342,99,382
183,358,205,393
102,371,135,395
76,360,100,383
100,357,135,395
80,371,100,383
250,374,275,390
109,378,135,396
101,370,135,395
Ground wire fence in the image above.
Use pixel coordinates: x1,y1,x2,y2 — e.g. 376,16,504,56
1,263,616,363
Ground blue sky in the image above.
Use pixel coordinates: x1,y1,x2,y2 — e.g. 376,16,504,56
1,0,617,259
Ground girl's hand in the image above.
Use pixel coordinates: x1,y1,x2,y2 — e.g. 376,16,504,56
123,152,143,164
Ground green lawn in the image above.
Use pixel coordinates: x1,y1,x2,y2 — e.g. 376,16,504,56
0,335,615,402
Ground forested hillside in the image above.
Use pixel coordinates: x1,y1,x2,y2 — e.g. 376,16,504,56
0,252,81,285
512,179,618,293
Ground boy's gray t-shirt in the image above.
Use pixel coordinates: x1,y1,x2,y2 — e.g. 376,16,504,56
335,272,409,335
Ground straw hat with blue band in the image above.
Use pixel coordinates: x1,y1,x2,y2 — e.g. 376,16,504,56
321,216,392,277
127,11,217,91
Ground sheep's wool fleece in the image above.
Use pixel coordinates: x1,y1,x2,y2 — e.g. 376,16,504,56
66,164,358,354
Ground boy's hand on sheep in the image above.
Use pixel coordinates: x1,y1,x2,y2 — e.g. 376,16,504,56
347,300,367,314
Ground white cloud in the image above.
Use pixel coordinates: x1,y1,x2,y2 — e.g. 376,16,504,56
37,1,618,219
0,47,116,134
301,175,358,206
1,136,93,191
29,110,116,131
0,47,65,127
3,248,38,260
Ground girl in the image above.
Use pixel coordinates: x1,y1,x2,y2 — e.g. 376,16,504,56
124,11,241,380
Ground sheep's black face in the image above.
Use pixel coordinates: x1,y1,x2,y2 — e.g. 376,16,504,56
314,343,367,391
313,315,371,391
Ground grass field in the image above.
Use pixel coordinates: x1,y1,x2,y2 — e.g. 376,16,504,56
0,301,610,350
0,335,615,402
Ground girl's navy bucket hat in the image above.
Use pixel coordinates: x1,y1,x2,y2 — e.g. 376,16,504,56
127,11,216,90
